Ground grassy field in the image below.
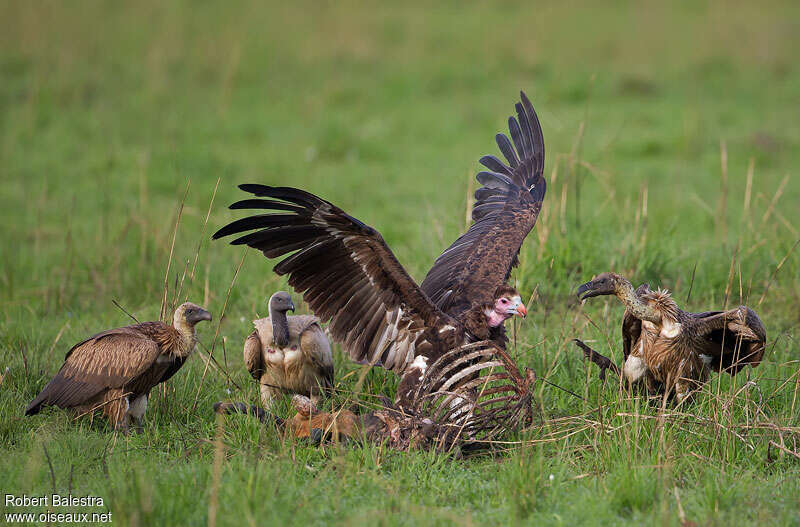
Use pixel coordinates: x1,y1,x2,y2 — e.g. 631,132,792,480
2,1,799,525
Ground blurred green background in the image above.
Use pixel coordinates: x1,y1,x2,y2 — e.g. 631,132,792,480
1,2,799,526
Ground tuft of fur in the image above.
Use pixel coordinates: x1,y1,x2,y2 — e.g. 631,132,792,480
641,288,679,321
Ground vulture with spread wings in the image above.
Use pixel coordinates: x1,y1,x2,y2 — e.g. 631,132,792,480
213,92,546,407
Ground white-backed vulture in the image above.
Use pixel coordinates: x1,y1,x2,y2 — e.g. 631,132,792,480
244,291,333,408
575,272,766,403
213,91,545,408
25,302,212,432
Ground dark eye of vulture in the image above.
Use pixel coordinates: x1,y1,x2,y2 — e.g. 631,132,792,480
575,273,766,403
213,91,546,408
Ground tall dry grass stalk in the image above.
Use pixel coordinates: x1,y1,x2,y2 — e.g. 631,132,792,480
569,122,586,230
192,249,248,411
743,157,754,231
717,140,728,240
160,179,191,321
46,321,70,363
760,174,789,227
190,178,221,286
758,237,800,306
536,162,557,254
112,299,139,323
464,169,474,231
175,177,221,306
685,261,698,304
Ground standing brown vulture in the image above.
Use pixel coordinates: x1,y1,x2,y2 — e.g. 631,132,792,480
213,91,545,408
25,302,212,432
575,272,766,402
244,291,334,408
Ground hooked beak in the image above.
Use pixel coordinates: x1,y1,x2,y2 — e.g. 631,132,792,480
510,300,527,318
576,281,606,302
576,281,593,301
288,301,295,313
195,309,213,323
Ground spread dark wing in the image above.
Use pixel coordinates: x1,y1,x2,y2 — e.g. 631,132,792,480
622,284,651,360
213,185,459,374
26,326,163,415
692,306,767,374
421,91,546,313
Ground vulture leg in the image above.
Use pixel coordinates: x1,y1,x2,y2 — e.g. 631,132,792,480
102,389,131,434
672,374,706,406
128,394,148,432
573,340,661,398
572,339,621,381
259,383,280,410
674,381,692,405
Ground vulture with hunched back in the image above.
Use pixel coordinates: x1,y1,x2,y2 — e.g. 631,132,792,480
574,272,766,403
25,302,212,432
213,92,545,408
244,291,334,408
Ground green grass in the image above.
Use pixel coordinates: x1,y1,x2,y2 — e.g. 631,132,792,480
2,1,800,525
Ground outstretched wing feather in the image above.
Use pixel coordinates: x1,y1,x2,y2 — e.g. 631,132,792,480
421,91,547,312
213,185,457,374
692,307,767,373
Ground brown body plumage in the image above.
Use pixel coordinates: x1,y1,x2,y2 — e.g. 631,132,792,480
25,302,212,431
244,292,334,408
576,272,766,402
213,92,544,408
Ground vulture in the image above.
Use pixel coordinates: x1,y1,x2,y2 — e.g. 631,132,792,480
213,92,545,408
244,291,334,408
575,272,766,402
25,302,212,432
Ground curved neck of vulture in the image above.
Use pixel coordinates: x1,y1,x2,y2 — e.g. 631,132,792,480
171,314,198,355
269,304,290,348
616,279,661,324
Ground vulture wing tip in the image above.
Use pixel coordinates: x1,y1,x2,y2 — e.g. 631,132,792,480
238,183,273,195
228,200,258,210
